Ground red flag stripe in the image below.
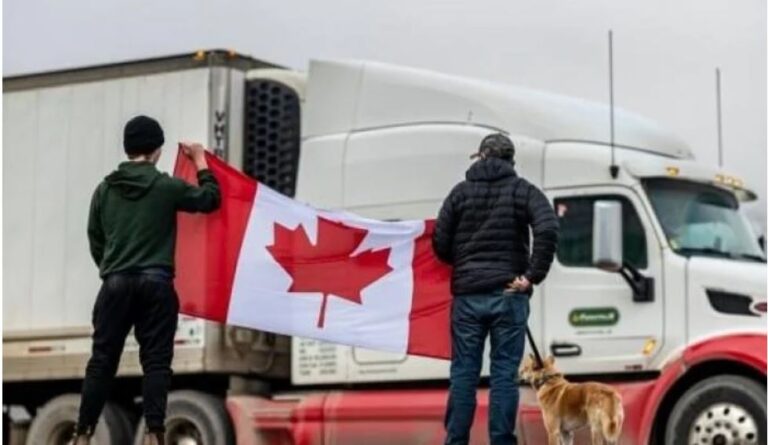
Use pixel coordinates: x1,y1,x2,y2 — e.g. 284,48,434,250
174,150,258,322
408,221,452,359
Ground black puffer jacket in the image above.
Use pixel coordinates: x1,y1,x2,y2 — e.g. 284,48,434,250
432,157,558,295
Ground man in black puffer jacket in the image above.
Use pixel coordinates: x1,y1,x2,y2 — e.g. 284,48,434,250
433,133,558,445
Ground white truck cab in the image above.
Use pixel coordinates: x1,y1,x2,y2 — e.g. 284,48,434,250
283,60,765,444
282,60,766,382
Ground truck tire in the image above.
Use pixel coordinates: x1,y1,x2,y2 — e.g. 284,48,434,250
26,394,134,445
133,390,233,445
665,375,766,445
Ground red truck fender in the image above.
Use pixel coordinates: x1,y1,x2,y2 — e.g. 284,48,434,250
637,332,767,444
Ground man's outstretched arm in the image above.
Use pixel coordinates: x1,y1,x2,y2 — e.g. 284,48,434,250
175,143,221,213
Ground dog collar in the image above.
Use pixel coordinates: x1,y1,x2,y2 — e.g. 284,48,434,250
532,372,562,390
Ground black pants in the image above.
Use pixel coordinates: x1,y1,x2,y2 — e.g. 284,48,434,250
77,270,179,433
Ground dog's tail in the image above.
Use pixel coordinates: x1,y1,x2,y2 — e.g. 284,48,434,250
603,393,624,442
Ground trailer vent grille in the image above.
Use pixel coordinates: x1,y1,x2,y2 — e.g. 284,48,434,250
243,79,301,197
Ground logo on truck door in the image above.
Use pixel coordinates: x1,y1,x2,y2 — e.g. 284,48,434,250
569,307,620,327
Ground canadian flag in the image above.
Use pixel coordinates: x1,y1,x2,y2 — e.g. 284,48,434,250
174,151,452,359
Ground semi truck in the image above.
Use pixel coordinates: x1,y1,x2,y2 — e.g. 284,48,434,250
3,50,766,445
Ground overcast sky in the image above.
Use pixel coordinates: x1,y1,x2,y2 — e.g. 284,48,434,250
4,0,766,231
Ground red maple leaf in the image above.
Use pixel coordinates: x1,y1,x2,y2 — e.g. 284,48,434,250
266,217,393,328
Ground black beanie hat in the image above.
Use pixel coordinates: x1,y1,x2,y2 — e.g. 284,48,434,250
123,115,165,156
473,133,515,162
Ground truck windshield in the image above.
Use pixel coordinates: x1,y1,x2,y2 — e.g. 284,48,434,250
644,178,765,262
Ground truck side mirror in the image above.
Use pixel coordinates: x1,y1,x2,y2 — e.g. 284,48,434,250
592,200,623,272
592,200,654,302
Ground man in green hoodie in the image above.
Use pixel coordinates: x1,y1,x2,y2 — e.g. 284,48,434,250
74,115,221,445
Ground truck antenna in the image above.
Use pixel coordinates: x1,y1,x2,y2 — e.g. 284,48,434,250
608,30,619,179
715,67,724,167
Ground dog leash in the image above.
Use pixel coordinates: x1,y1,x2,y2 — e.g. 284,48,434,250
525,325,545,369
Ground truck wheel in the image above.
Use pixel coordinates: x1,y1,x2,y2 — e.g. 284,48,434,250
665,375,766,445
133,391,233,445
26,394,134,445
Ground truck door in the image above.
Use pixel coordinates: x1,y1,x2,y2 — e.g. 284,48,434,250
541,187,663,375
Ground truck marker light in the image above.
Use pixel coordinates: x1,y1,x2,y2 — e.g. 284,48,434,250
715,174,725,183
193,50,206,61
642,338,657,356
666,166,680,177
751,301,766,314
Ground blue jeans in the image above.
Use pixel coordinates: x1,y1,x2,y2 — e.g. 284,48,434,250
445,290,529,445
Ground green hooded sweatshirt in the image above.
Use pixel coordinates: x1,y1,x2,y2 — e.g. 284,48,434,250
87,161,221,277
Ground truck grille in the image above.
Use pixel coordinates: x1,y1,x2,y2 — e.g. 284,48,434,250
243,79,301,197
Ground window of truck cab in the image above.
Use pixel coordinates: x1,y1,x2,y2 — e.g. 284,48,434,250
554,195,648,269
643,178,765,262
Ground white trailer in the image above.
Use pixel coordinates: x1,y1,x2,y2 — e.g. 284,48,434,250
2,52,291,444
3,51,765,445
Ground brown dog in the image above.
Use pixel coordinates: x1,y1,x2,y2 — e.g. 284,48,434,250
519,355,624,445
